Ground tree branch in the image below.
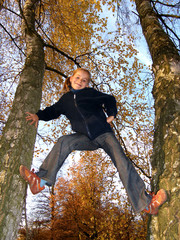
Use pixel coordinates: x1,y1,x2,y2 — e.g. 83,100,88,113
112,121,152,179
0,120,6,125
151,1,180,47
0,23,26,56
45,65,67,78
151,0,180,8
44,43,81,67
160,14,180,19
1,6,22,18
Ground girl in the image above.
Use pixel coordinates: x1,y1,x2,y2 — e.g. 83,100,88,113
20,68,167,215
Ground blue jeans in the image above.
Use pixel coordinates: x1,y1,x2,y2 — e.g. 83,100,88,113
36,132,151,213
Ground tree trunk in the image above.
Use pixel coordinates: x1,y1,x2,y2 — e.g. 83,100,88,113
0,0,45,239
135,0,180,239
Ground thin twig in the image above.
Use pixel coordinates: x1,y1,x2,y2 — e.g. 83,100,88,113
0,23,26,56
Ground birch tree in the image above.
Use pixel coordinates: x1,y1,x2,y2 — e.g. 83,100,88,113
134,0,180,239
0,0,45,239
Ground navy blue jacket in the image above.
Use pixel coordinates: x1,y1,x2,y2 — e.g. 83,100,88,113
36,88,117,140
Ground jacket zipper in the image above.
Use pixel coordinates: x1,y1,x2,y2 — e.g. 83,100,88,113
74,94,92,139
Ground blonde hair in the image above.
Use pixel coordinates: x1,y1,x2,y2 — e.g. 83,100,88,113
61,68,91,93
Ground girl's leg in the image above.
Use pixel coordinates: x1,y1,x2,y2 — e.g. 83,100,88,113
94,132,152,213
36,133,99,186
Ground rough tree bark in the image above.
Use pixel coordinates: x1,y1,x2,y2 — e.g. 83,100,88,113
135,0,180,239
0,0,45,239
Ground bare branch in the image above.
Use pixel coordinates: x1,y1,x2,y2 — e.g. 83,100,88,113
0,120,6,125
44,43,81,67
112,121,152,179
151,0,180,8
0,23,26,56
45,65,67,78
160,14,180,19
1,6,22,18
151,1,180,48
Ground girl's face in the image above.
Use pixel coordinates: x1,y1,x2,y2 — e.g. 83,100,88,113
70,70,90,90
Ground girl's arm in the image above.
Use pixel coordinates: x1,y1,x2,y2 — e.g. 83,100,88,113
36,97,65,121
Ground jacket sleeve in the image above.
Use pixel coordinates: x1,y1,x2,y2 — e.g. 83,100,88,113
103,94,117,117
36,98,64,121
94,89,117,117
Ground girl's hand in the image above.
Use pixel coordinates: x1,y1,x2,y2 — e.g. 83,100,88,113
107,116,114,123
25,112,39,128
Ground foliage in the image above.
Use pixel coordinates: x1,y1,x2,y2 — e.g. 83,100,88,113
18,151,148,239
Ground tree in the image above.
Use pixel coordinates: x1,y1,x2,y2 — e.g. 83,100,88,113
0,0,45,239
134,0,180,239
